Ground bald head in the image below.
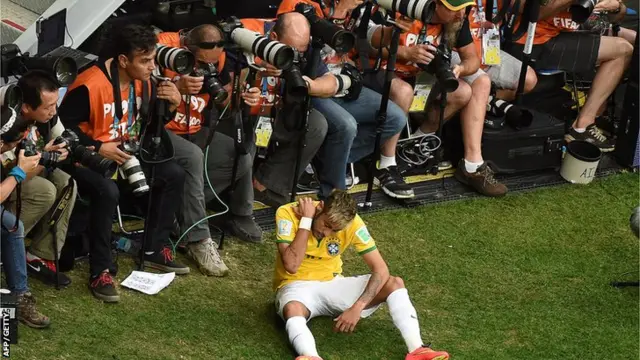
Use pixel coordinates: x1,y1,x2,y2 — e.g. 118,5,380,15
185,24,223,48
271,12,311,52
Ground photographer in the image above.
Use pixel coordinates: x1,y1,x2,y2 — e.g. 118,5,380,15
0,106,50,328
59,24,189,302
1,71,78,287
506,0,633,152
277,1,415,201
157,24,263,251
370,0,507,197
236,14,330,207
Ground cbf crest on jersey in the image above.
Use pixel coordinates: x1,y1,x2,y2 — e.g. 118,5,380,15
326,239,341,256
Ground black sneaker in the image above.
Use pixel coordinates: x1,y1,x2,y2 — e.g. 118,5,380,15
565,124,615,152
26,257,71,288
140,247,191,275
89,271,120,303
374,166,415,199
296,171,320,193
226,215,263,243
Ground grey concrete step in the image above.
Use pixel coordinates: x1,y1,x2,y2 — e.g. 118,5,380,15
8,0,54,15
1,0,39,44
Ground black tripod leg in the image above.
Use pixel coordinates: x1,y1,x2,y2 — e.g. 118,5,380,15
52,230,60,290
138,165,156,271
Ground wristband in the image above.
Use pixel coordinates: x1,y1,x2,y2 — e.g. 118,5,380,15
299,217,313,231
8,166,26,183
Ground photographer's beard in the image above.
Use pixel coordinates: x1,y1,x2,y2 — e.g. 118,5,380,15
442,18,463,51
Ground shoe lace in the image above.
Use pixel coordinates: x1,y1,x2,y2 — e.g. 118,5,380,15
91,272,113,288
206,241,224,266
161,247,175,263
477,165,499,186
588,126,608,142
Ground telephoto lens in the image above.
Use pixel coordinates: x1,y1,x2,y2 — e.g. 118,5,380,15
295,3,356,53
0,83,22,109
53,129,117,177
73,145,117,178
228,27,296,70
375,0,437,24
156,45,196,75
120,156,150,196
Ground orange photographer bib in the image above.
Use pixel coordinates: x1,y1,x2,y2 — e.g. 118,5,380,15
157,32,228,135
66,64,148,143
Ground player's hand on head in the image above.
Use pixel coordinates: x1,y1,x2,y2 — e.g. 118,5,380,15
294,197,316,219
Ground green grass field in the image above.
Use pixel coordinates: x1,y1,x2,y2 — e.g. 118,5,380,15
11,173,640,360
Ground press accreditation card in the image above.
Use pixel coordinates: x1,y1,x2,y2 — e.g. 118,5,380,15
482,25,501,66
255,116,273,148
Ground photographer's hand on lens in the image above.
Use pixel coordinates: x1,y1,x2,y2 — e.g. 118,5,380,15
98,142,131,165
335,0,365,15
302,75,315,93
157,81,182,109
241,87,261,106
259,63,283,78
294,197,316,219
17,149,41,177
395,16,415,32
176,75,205,95
594,0,620,12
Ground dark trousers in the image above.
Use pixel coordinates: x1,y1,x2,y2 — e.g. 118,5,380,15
66,159,185,278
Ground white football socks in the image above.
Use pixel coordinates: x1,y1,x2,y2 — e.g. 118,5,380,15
387,288,423,353
286,316,319,357
379,155,397,169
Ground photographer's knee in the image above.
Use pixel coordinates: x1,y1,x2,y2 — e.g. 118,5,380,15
450,80,472,106
103,180,120,207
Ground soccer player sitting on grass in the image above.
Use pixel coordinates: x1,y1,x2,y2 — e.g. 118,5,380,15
273,190,449,360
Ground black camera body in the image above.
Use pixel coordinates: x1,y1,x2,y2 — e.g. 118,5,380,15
295,2,356,54
418,42,459,93
570,0,599,23
19,137,60,168
191,63,228,104
218,16,243,41
53,129,117,178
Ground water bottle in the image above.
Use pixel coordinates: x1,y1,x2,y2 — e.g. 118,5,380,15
116,237,141,255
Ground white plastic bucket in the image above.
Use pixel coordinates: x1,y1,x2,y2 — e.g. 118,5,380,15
560,140,602,184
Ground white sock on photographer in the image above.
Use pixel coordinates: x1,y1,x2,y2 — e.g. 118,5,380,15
387,288,423,353
464,159,484,174
286,316,319,357
379,155,397,169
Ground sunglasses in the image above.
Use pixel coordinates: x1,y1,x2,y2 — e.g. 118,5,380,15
196,41,226,49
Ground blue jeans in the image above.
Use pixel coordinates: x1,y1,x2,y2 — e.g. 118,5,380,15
1,206,28,294
311,87,407,198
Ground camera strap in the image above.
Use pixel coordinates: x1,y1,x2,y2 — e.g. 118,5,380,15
109,60,139,145
503,0,528,43
356,2,378,74
47,177,75,230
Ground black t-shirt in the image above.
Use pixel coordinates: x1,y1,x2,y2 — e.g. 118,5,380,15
456,18,473,48
57,85,96,148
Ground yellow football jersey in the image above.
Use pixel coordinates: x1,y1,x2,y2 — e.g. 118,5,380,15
273,202,377,291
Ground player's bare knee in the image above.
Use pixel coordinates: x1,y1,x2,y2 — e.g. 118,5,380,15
283,301,310,319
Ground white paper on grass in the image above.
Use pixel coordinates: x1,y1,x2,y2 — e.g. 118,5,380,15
121,271,176,295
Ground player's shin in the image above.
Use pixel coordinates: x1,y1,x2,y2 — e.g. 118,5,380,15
286,316,320,357
387,288,423,353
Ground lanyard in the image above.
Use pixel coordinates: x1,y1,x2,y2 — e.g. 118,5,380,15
113,84,135,139
477,0,498,18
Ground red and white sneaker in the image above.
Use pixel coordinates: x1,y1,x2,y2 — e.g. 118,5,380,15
406,346,450,360
26,255,71,287
295,356,323,360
